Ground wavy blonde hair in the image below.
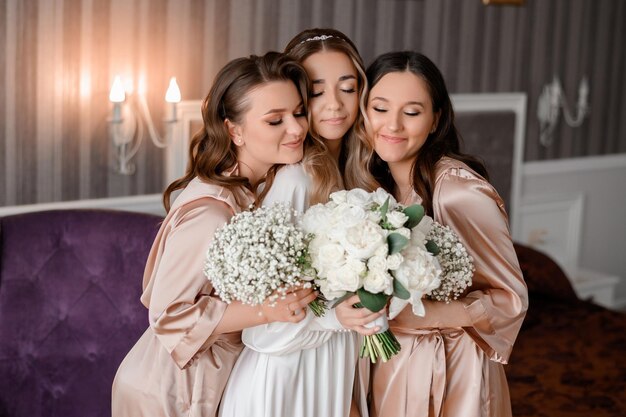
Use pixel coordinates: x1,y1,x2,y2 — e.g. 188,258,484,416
162,52,309,211
285,28,378,204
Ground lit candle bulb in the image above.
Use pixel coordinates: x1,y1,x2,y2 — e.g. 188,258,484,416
165,77,181,122
109,75,126,122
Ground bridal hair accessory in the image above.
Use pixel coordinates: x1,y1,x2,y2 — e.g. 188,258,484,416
300,34,335,44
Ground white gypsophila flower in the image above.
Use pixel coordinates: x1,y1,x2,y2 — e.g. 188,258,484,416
386,210,409,229
204,202,309,306
426,222,474,302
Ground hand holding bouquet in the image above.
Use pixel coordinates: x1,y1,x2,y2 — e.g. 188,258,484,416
203,202,325,316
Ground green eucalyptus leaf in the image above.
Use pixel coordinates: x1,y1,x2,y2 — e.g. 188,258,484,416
403,204,425,228
426,239,440,255
380,197,390,221
357,288,390,312
388,233,409,254
393,279,410,300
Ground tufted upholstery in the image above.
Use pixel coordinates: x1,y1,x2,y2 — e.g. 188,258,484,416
0,209,162,417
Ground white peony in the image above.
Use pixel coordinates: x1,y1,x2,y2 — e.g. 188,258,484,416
340,220,387,260
394,245,441,294
386,210,409,228
312,239,347,276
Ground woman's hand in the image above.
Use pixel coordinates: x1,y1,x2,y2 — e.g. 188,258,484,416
260,287,317,324
335,295,384,335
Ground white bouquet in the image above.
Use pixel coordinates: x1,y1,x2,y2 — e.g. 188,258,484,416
203,202,324,315
301,188,442,362
426,223,474,302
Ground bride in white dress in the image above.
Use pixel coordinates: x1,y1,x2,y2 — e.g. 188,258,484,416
219,164,363,417
219,29,382,417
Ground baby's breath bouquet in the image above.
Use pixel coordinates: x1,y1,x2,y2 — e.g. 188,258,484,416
426,223,474,302
301,188,442,363
203,202,324,316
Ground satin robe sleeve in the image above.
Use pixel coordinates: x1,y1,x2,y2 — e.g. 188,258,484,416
144,197,233,369
242,164,344,356
436,169,528,363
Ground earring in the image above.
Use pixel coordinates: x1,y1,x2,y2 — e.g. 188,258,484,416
236,138,243,145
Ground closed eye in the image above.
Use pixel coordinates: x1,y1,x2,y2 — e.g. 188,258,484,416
372,107,387,113
268,119,283,126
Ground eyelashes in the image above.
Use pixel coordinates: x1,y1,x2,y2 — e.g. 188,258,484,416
310,87,356,98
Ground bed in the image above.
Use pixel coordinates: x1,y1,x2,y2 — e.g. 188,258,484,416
167,93,626,416
510,243,626,417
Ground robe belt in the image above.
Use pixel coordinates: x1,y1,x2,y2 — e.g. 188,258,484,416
390,328,462,417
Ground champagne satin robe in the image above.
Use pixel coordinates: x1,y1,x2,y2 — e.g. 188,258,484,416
112,177,254,417
370,157,528,417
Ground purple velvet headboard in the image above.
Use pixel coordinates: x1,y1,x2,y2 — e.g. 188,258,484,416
0,209,162,417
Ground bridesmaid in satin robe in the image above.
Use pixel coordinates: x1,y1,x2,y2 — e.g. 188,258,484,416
361,51,529,417
111,52,318,417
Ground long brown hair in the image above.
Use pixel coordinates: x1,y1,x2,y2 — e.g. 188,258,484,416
163,52,309,211
285,28,378,203
365,51,489,216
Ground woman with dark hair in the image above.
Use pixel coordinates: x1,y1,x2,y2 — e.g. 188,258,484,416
361,51,528,417
111,51,317,417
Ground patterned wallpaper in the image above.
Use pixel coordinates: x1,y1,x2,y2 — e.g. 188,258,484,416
1,0,625,206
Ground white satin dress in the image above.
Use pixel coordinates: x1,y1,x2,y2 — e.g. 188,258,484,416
218,164,364,417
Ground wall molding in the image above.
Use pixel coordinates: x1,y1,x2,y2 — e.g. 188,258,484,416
524,153,626,176
0,194,165,217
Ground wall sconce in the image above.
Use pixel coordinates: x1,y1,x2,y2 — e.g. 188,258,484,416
108,75,181,174
537,76,589,147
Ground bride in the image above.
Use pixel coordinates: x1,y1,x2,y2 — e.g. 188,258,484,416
218,29,382,417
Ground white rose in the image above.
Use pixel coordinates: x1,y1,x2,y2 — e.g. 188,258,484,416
363,269,394,295
386,253,404,270
311,239,346,275
372,188,398,209
367,210,383,224
394,227,411,240
340,221,387,260
367,255,387,272
387,210,409,228
317,279,347,300
329,190,348,204
374,243,389,258
327,258,365,292
346,188,372,208
301,204,332,234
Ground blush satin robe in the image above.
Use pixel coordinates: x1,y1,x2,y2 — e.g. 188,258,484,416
112,176,254,417
370,157,528,417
